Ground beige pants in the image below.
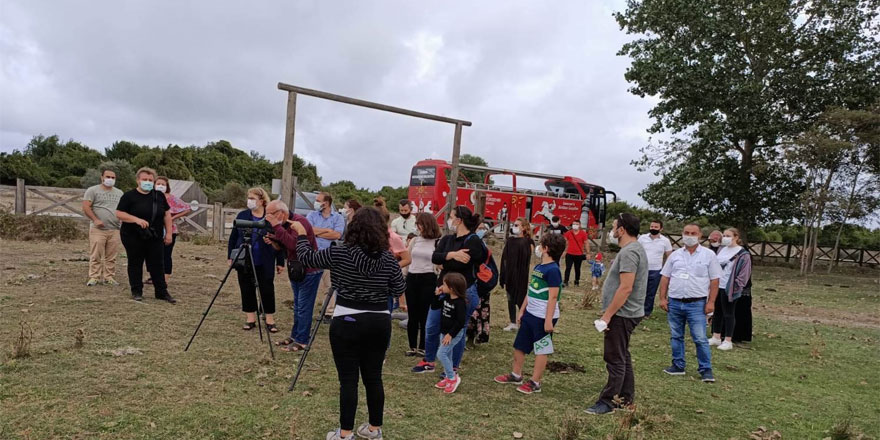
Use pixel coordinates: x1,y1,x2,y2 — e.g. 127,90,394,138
319,269,336,316
89,227,121,281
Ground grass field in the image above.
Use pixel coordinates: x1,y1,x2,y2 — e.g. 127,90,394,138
1,239,878,440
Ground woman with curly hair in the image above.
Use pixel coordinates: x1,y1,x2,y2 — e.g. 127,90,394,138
289,207,406,440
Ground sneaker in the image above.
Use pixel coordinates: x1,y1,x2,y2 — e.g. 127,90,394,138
415,348,426,357
718,341,733,351
708,337,722,346
404,349,421,357
494,373,523,385
663,365,686,375
502,323,518,332
157,294,177,304
325,429,354,440
516,379,541,394
700,370,716,383
562,282,568,288
411,360,435,373
585,401,614,415
104,279,120,286
435,378,451,389
355,423,383,439
437,367,459,380
132,292,144,302
86,279,99,286
443,375,461,394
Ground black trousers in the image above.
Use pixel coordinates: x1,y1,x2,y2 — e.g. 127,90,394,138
405,272,437,350
712,289,738,337
732,295,752,343
163,233,178,275
564,254,586,284
507,290,520,324
329,313,392,431
121,234,168,297
599,315,641,407
237,265,276,314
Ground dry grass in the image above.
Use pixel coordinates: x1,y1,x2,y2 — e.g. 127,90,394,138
10,321,32,359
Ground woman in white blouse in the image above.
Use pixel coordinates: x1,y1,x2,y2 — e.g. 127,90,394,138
403,212,442,356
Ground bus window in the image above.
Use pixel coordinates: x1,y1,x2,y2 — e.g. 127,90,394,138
411,166,436,186
591,193,607,228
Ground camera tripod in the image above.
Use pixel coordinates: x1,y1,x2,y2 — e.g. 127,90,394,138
185,235,275,359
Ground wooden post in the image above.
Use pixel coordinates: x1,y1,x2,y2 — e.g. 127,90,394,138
474,190,486,219
15,178,26,215
760,242,767,262
213,203,223,241
858,249,864,267
280,91,298,209
444,122,463,231
785,243,792,263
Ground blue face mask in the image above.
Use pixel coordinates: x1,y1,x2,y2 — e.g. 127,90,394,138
140,181,154,191
476,230,487,239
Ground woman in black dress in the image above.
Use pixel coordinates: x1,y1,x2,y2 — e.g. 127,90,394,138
500,217,535,332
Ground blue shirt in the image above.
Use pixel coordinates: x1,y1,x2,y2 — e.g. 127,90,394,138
306,209,345,250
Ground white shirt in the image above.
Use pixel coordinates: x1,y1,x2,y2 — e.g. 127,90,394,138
716,245,743,287
408,236,437,274
390,215,417,239
638,234,673,271
660,245,722,299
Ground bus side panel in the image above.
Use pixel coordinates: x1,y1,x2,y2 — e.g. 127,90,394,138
483,193,527,226
529,195,583,227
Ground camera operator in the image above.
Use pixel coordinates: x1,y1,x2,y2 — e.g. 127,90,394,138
263,200,322,352
289,207,405,440
115,167,176,303
227,188,284,332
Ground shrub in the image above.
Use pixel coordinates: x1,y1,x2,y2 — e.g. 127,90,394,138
0,213,86,242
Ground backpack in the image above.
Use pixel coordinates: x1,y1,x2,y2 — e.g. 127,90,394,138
467,234,498,292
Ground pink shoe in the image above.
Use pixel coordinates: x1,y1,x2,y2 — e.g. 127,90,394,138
435,378,450,389
443,375,461,394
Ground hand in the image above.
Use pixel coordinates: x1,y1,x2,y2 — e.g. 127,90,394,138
435,286,443,296
228,259,233,267
136,218,149,229
263,234,275,245
288,220,306,235
659,298,669,312
516,311,524,326
94,220,105,229
441,334,452,346
705,302,715,315
276,265,284,275
164,234,173,245
450,249,470,263
594,319,608,333
544,321,554,333
266,212,283,227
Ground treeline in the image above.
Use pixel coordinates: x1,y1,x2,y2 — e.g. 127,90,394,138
0,135,409,209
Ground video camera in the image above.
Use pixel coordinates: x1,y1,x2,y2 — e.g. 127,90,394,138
232,218,273,230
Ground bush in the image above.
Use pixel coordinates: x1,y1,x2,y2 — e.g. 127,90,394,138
0,213,86,242
52,175,84,188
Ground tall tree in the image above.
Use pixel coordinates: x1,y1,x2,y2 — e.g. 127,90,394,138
618,0,880,234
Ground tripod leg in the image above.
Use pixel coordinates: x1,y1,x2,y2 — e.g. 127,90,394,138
185,250,239,352
289,288,335,391
247,244,275,360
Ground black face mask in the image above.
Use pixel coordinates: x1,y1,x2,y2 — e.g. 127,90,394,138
401,212,411,219
649,229,660,235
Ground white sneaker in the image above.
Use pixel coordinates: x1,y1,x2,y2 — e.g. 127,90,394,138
326,429,354,440
708,337,722,346
503,323,518,332
718,341,734,351
356,423,383,439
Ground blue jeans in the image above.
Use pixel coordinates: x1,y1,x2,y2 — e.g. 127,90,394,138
424,284,479,367
289,271,323,345
437,329,465,379
644,270,661,316
667,298,712,372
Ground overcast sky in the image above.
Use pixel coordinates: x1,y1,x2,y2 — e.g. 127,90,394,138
0,0,658,204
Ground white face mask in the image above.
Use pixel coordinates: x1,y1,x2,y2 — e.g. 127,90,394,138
607,230,619,245
510,226,522,236
155,184,167,193
710,241,720,247
247,199,258,210
535,246,543,259
551,221,560,227
447,219,456,230
103,178,115,187
314,201,324,211
682,235,699,247
572,224,580,231
722,236,733,246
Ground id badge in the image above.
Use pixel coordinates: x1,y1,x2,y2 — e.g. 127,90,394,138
534,334,554,355
677,273,690,280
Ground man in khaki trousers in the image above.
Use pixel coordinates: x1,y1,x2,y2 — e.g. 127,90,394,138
82,169,124,286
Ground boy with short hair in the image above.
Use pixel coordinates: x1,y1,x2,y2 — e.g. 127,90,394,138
494,233,567,394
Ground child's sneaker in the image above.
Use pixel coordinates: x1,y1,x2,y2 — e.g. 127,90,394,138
516,379,541,394
443,375,461,394
435,378,450,389
493,372,523,385
411,360,434,373
355,423,383,439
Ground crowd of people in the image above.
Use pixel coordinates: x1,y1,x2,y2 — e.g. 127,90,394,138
81,168,754,440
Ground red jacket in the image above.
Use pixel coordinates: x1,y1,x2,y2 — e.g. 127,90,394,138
272,212,320,274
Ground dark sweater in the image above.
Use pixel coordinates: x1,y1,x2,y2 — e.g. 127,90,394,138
296,237,405,311
432,233,485,287
269,212,321,276
439,296,467,337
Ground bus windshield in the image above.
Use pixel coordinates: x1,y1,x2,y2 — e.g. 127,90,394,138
410,166,436,186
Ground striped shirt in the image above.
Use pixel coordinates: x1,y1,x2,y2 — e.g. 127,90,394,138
296,237,405,311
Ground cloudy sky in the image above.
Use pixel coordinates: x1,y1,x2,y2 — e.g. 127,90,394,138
0,0,658,204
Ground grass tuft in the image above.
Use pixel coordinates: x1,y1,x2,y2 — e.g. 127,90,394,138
11,321,32,359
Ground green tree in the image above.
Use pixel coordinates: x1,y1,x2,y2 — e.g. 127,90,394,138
0,152,51,185
81,160,137,191
618,0,880,235
105,141,147,161
458,154,491,184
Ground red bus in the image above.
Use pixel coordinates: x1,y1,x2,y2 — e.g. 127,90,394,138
407,159,615,235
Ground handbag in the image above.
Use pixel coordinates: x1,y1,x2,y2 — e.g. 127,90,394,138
468,235,498,291
287,260,306,282
229,247,248,270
